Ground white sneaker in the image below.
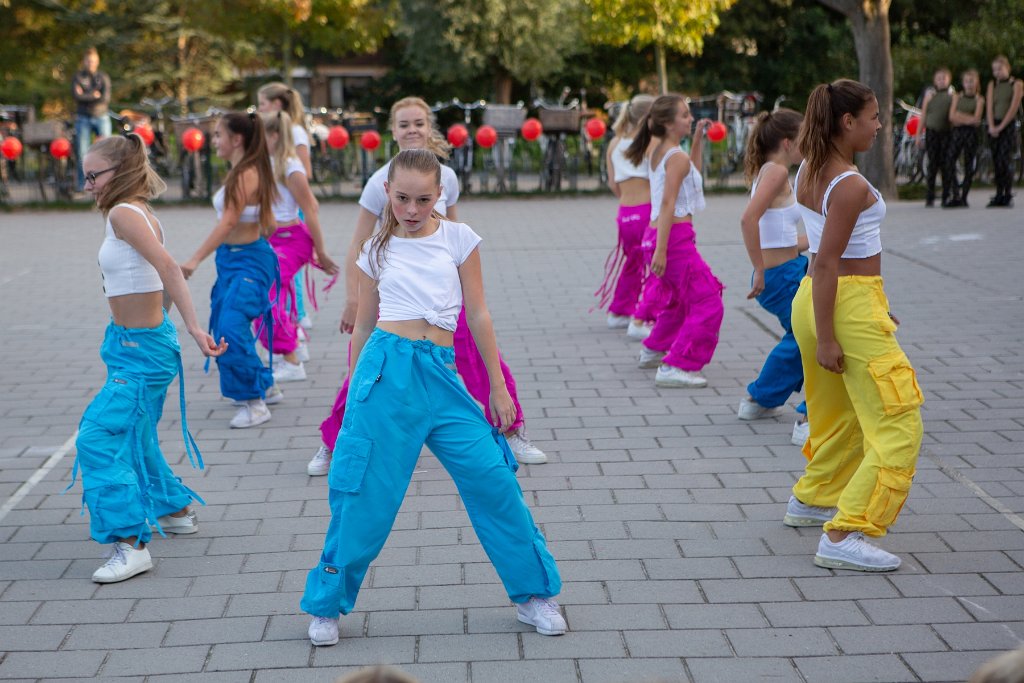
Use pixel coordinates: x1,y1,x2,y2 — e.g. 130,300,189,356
506,431,547,464
655,365,707,388
295,341,310,363
92,542,153,583
606,313,631,329
308,616,339,646
264,385,285,405
307,445,332,476
626,320,652,341
273,360,307,383
299,315,314,330
737,396,780,421
155,509,198,535
783,495,837,527
638,347,667,369
297,326,308,342
814,532,901,572
792,420,810,447
230,399,271,429
517,597,567,636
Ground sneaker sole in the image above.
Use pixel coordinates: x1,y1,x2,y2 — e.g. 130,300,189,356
310,635,339,646
273,374,307,383
814,554,900,572
517,613,566,636
92,559,154,584
230,414,271,429
307,466,330,476
514,454,548,465
154,523,199,535
655,379,707,388
783,514,832,528
738,407,782,421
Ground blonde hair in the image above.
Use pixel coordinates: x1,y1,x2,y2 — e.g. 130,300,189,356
797,79,875,187
612,94,655,138
258,82,307,133
969,647,1024,683
389,97,451,160
89,134,166,214
365,149,445,277
260,110,297,185
334,666,420,683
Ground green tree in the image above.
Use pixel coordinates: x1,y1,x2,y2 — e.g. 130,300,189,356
583,0,738,93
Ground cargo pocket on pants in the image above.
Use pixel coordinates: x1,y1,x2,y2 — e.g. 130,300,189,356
868,351,924,416
327,435,372,493
81,373,141,435
866,467,914,528
352,351,385,402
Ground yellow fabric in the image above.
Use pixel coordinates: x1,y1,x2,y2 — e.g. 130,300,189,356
791,276,923,537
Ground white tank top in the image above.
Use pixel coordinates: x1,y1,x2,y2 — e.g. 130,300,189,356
650,146,705,223
97,204,164,298
795,161,884,259
751,164,801,249
271,156,307,223
610,137,649,183
213,186,260,223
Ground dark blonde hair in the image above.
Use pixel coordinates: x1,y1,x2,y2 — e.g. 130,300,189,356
389,96,451,160
258,82,307,133
334,666,420,683
744,108,804,183
89,134,167,214
260,110,296,185
612,94,655,138
365,149,445,277
219,112,278,234
624,94,687,167
797,79,875,186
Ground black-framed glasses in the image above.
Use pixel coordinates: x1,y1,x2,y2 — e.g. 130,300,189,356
85,167,117,185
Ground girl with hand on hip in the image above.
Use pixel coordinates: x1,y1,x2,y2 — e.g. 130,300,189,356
302,149,564,647
75,133,226,584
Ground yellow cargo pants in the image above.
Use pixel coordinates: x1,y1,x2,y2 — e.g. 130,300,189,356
791,276,924,537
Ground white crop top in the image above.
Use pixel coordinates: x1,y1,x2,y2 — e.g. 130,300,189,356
359,160,461,221
751,165,802,249
97,204,164,298
212,186,260,223
650,146,706,222
795,162,884,259
272,156,307,223
610,137,649,183
356,220,482,332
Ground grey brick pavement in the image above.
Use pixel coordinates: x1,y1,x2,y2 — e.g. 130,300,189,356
1,195,1023,682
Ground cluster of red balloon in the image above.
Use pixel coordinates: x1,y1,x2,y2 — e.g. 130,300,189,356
2,136,72,160
321,126,379,152
443,116,608,148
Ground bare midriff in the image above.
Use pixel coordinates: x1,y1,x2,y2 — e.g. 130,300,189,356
762,246,801,270
618,177,651,208
378,319,455,347
224,222,263,245
108,292,166,329
807,252,882,278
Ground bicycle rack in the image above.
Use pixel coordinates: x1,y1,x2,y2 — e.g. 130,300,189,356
482,105,526,193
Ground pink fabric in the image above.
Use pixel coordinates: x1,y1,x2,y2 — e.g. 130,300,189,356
631,223,664,323
259,222,313,355
318,308,525,451
595,203,651,317
641,221,724,372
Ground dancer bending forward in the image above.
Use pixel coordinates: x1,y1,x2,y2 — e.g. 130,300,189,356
301,149,564,646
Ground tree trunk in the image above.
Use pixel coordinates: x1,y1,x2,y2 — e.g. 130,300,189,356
655,42,668,94
283,29,293,86
176,31,189,114
494,71,513,104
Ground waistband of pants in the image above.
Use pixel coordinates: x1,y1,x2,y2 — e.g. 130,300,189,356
105,310,175,337
369,327,455,363
217,237,274,254
273,220,307,233
765,254,808,273
618,202,652,212
803,274,884,287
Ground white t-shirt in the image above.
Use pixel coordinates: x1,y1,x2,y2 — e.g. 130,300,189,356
272,156,307,223
356,220,481,332
359,160,461,220
292,124,310,150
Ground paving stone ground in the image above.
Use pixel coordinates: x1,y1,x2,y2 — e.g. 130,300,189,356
1,193,1022,682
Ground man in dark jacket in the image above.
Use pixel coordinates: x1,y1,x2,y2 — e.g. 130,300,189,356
72,47,112,189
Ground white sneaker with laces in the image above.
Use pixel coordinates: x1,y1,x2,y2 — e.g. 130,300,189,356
638,347,667,369
626,320,652,341
230,399,271,429
307,445,332,476
506,431,547,464
273,360,307,383
737,396,780,421
517,596,567,636
606,313,631,329
655,365,707,388
814,532,901,572
155,509,198,535
783,495,837,527
308,616,339,646
792,419,810,446
92,542,153,583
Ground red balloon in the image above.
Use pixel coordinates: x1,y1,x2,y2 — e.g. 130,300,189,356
906,115,920,136
585,117,607,140
707,121,728,143
1,137,23,160
521,117,543,141
475,125,497,149
182,127,205,153
360,130,381,151
447,124,469,148
49,137,72,159
327,125,350,149
134,125,155,146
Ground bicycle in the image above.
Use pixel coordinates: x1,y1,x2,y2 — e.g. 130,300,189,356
893,99,925,185
432,98,485,193
535,90,581,192
139,96,176,178
481,102,526,192
170,107,220,200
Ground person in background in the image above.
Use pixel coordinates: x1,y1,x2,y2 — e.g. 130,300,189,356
72,47,113,190
985,55,1023,208
916,67,955,208
947,69,985,208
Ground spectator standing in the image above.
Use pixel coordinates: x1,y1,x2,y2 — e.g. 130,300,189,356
916,68,955,207
72,47,113,190
985,55,1024,208
948,69,985,207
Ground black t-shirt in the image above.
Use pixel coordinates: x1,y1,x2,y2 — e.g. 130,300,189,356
71,69,112,117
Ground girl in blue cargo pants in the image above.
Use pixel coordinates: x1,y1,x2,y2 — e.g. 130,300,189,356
301,149,564,647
